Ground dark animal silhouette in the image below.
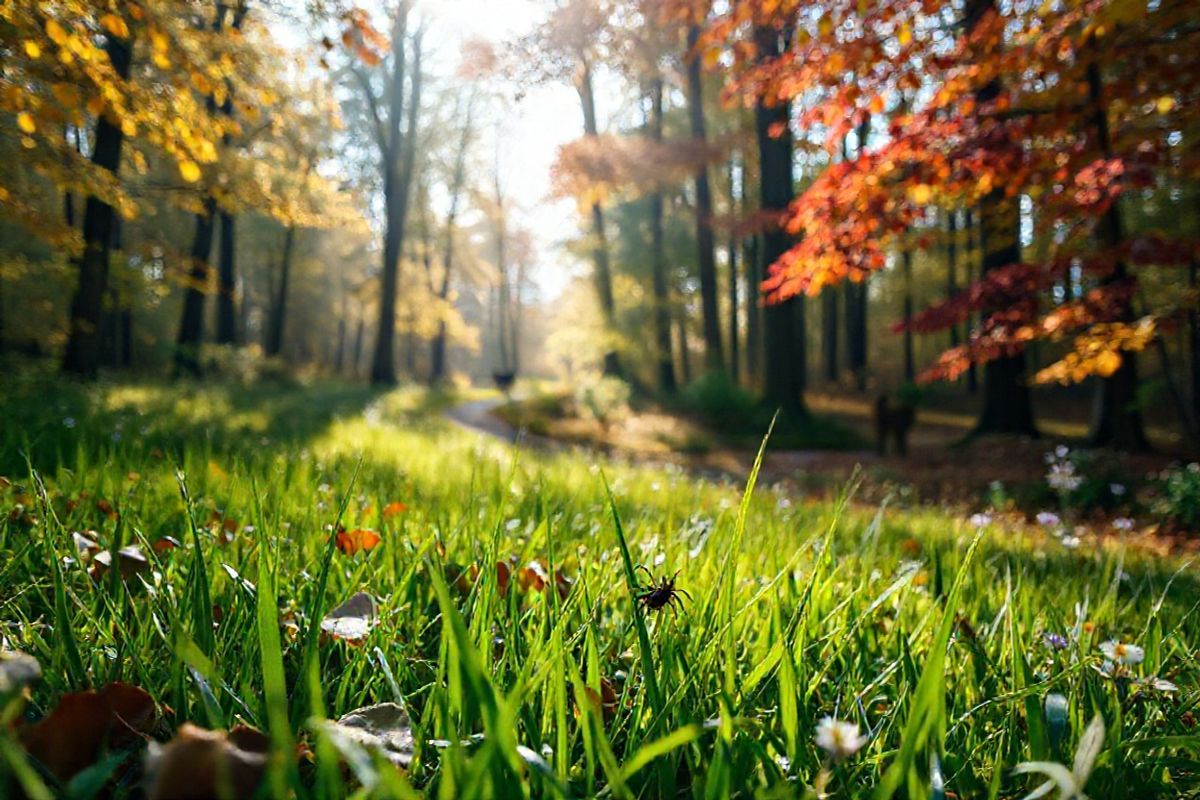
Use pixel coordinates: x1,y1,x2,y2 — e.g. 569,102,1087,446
875,395,916,456
492,371,516,394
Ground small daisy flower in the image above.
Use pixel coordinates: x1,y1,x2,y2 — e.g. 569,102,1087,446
1112,517,1134,532
1100,640,1144,666
1109,483,1127,497
815,717,866,762
1036,511,1061,528
969,512,993,528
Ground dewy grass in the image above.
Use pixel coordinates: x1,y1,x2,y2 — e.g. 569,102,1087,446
0,380,1198,798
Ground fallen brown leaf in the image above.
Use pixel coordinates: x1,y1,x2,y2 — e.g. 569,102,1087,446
18,682,158,781
144,723,269,800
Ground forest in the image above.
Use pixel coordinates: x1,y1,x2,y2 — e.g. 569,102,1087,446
1,0,1199,798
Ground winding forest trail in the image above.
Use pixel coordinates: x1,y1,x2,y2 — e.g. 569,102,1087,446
442,397,516,441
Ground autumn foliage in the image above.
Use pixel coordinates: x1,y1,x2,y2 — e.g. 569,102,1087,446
673,0,1199,386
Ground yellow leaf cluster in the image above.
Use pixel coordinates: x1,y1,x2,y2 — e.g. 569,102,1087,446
1035,318,1158,385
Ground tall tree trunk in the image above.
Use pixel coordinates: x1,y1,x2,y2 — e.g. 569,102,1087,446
352,316,365,378
946,208,961,351
727,158,740,384
577,61,621,377
334,318,346,373
372,177,402,383
174,196,217,376
686,25,724,373
754,24,806,419
1084,60,1148,450
430,94,474,385
902,248,915,382
822,288,838,383
845,117,870,392
744,233,761,385
370,10,422,385
61,32,133,378
216,211,238,344
1190,250,1200,425
966,0,1036,436
265,226,295,358
677,302,693,385
214,4,248,345
649,79,677,393
964,208,979,393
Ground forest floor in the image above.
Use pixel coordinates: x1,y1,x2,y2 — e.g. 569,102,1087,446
2,377,1198,799
489,387,1199,553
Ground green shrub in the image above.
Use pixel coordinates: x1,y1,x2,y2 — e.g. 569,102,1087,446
1157,462,1200,529
681,371,757,427
573,374,631,427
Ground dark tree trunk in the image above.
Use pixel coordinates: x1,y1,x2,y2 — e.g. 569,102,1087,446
972,200,1036,435
686,25,724,373
844,280,868,391
843,118,869,392
727,158,740,383
744,233,761,384
677,303,693,385
1084,60,1148,450
334,318,346,373
265,226,295,358
902,249,915,382
966,0,1036,436
649,79,677,394
577,62,621,378
964,208,979,394
1190,253,1200,425
214,4,248,345
822,288,838,384
352,316,365,378
946,208,961,350
430,95,474,385
174,197,217,376
61,32,133,378
216,211,238,344
755,24,806,419
370,11,422,385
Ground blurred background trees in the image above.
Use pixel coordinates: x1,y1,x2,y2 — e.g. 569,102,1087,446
2,0,1198,451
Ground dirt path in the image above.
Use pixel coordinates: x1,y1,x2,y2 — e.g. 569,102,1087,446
443,397,516,441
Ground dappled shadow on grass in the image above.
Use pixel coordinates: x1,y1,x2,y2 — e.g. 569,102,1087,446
0,375,430,477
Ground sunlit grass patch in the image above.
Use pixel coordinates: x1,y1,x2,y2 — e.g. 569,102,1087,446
0,381,1197,798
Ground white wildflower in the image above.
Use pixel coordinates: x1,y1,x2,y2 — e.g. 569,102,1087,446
1112,517,1134,532
1047,462,1082,494
814,717,866,762
1099,640,1143,666
969,512,993,528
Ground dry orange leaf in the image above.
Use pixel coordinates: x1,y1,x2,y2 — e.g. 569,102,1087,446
335,528,381,556
381,501,408,518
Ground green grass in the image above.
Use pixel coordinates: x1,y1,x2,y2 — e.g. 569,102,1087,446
0,377,1197,798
